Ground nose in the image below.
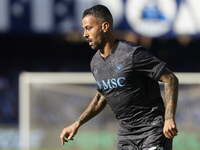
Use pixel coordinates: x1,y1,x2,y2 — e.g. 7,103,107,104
83,30,89,38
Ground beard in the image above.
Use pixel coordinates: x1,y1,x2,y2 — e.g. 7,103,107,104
91,41,104,50
90,32,106,51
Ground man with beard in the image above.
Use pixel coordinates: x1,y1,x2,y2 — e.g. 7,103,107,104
60,5,179,150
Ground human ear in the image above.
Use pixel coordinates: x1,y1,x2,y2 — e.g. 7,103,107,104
102,22,109,32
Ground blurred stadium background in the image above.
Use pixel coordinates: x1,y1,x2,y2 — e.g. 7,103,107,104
0,0,200,150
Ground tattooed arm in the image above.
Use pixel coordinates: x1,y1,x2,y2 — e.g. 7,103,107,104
60,91,107,145
159,68,179,139
77,91,107,126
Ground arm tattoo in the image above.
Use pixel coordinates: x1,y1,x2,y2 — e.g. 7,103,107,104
77,92,107,126
163,72,179,120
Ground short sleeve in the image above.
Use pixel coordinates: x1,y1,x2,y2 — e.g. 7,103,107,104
132,47,166,80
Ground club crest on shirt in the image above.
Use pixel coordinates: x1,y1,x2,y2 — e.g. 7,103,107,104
115,63,123,73
94,70,98,74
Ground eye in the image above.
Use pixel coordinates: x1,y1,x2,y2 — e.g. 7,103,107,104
86,27,91,31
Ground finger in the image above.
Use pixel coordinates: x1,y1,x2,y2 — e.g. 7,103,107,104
170,126,178,136
174,127,178,134
169,129,176,138
164,128,174,139
173,129,178,136
63,138,70,145
68,133,74,140
172,129,178,136
61,138,64,145
167,129,178,139
164,131,171,139
64,138,69,143
60,133,68,145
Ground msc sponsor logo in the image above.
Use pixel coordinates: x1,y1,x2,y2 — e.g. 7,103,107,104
97,77,126,90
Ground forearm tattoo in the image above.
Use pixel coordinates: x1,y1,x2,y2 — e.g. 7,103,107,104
164,73,179,120
77,93,107,126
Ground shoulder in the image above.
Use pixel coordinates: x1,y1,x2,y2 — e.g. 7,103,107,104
119,39,138,47
119,39,153,57
115,39,144,59
118,39,143,53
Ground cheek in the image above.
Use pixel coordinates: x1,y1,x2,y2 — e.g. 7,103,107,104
92,28,102,39
95,31,104,41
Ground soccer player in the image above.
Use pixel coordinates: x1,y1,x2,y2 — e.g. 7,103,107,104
60,5,179,150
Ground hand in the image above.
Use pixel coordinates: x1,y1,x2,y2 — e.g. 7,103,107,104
60,122,79,145
163,118,178,139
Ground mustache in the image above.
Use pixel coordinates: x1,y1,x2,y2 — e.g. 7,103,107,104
85,37,92,41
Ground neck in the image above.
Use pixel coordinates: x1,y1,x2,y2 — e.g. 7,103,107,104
100,35,116,58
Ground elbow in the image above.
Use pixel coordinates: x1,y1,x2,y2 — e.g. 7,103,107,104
164,73,179,87
170,73,179,93
173,74,179,85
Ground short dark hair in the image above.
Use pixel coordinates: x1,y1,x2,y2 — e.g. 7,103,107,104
82,5,113,27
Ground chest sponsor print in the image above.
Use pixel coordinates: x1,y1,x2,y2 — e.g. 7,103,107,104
97,77,126,90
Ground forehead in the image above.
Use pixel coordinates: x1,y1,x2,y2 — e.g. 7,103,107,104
82,15,99,27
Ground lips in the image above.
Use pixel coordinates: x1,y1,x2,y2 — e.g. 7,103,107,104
87,38,92,45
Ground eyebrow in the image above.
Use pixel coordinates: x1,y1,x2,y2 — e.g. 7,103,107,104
83,25,91,29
